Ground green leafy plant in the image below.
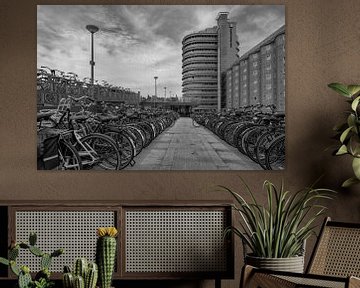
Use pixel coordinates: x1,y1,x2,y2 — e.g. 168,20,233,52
328,83,360,187
0,232,63,288
220,179,335,258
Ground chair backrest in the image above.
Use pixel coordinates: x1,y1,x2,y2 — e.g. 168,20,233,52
307,217,360,277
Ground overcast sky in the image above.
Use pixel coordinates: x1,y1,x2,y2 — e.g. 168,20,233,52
37,5,285,99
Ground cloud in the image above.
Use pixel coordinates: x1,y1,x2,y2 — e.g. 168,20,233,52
37,5,285,99
229,5,285,54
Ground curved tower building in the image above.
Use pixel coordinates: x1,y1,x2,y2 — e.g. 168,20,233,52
182,27,218,110
182,12,239,111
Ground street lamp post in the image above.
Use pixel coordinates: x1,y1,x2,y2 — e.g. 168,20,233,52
86,25,99,85
154,76,158,108
164,86,167,99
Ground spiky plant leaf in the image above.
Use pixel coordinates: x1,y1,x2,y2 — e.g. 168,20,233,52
221,178,335,258
336,145,348,155
351,96,360,111
347,85,360,97
352,157,360,179
328,83,351,97
342,177,360,187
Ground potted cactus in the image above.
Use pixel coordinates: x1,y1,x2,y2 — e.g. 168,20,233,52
62,258,98,288
96,227,118,288
0,232,63,288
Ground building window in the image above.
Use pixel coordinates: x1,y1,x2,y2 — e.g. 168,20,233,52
266,74,272,80
253,62,258,67
266,84,272,90
266,54,271,60
252,70,258,76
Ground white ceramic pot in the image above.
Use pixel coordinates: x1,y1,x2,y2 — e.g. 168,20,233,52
245,254,305,273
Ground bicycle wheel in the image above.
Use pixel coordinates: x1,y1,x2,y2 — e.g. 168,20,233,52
244,126,267,162
137,122,154,147
105,131,135,169
78,133,121,170
255,131,276,169
125,126,144,156
58,140,82,170
236,125,255,154
265,135,285,170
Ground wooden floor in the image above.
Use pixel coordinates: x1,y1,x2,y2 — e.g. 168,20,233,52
126,117,261,170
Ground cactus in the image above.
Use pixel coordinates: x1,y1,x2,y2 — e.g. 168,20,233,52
74,258,88,279
0,257,9,266
73,275,85,288
96,227,118,288
9,246,19,260
51,248,64,257
18,267,32,288
0,233,63,288
63,272,74,288
41,253,52,270
64,265,72,273
29,232,37,246
63,259,98,288
34,268,51,283
10,260,20,276
19,243,30,249
85,262,98,288
29,245,44,257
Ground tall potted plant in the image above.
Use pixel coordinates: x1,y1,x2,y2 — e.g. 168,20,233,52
220,179,334,273
328,83,360,187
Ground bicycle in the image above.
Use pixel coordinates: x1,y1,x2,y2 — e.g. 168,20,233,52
37,112,82,170
58,107,122,170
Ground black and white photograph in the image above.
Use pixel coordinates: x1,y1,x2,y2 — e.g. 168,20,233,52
37,5,285,171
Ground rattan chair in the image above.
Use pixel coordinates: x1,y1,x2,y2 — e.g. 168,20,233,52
241,217,360,288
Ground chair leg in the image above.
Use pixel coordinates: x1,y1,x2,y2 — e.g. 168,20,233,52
240,265,296,288
240,265,255,288
349,276,360,288
215,278,221,288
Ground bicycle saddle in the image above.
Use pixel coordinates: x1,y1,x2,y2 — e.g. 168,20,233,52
37,110,55,121
70,114,89,122
96,114,118,122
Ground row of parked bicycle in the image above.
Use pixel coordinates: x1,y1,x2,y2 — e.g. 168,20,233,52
37,96,179,170
191,105,285,170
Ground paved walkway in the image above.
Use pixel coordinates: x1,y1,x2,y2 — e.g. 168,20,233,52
126,117,261,170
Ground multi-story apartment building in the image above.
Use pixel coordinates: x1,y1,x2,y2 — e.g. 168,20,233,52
225,25,285,112
182,12,239,111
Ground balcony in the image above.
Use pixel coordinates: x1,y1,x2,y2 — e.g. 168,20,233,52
182,60,218,68
182,49,217,58
182,43,218,53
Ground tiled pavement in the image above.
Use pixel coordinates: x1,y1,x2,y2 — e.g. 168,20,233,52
126,117,261,170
